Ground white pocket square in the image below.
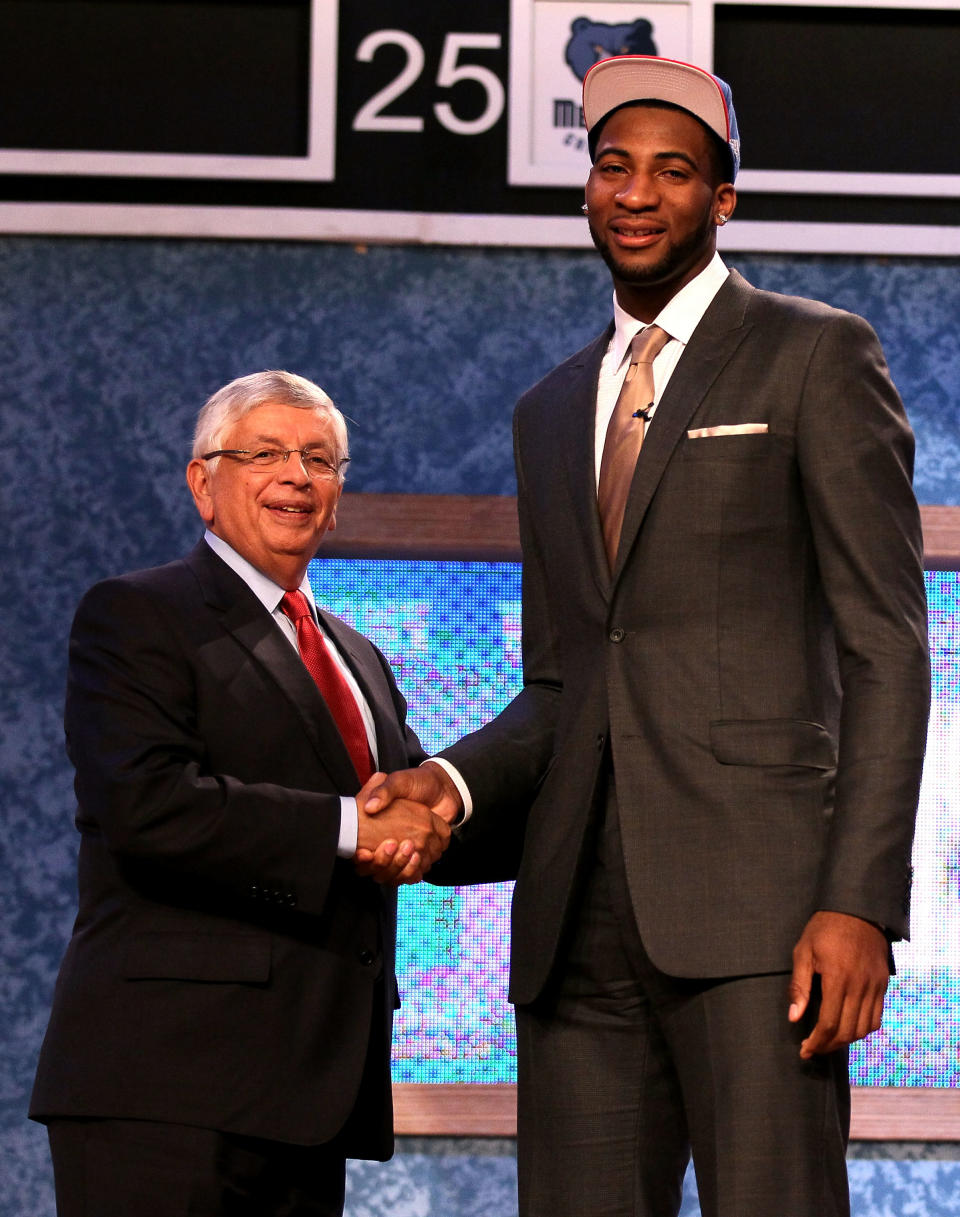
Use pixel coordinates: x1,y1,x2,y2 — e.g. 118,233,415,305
687,423,769,438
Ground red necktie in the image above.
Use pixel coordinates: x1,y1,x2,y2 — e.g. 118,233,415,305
280,590,373,784
597,324,671,569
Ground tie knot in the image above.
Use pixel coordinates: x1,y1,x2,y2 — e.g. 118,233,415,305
281,590,312,624
630,324,670,366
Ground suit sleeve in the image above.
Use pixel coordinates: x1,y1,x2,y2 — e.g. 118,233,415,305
797,311,930,937
66,577,353,917
435,404,562,874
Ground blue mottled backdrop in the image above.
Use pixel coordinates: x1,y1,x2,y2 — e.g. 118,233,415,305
1,237,959,1216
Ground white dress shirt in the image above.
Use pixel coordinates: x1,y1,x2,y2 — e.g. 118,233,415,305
594,253,729,486
203,530,375,856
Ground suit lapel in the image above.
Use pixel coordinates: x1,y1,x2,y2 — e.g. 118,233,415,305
320,609,403,773
186,542,361,792
612,272,754,583
555,326,614,599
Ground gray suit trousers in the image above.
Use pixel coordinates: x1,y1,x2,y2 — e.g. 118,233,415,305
514,777,851,1217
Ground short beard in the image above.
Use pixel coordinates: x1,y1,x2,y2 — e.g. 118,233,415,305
588,210,715,290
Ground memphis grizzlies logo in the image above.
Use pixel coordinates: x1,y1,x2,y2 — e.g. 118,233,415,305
564,17,658,80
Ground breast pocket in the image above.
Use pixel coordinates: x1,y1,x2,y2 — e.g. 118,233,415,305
665,432,794,541
681,433,774,462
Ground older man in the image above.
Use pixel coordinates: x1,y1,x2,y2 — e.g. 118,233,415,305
366,56,930,1217
30,371,448,1217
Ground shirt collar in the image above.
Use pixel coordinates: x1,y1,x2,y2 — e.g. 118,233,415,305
610,253,730,368
203,530,317,619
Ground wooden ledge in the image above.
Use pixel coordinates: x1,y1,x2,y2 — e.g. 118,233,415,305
920,505,960,570
326,494,520,560
393,1084,518,1137
394,1083,960,1141
327,496,960,568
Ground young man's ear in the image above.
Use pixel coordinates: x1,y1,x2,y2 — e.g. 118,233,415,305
714,183,737,225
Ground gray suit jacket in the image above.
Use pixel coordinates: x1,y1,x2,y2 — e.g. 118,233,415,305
31,540,425,1153
439,270,930,1004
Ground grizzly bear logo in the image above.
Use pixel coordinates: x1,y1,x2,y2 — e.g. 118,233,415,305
564,17,658,80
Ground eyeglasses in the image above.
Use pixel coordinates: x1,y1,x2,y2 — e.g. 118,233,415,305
200,447,349,481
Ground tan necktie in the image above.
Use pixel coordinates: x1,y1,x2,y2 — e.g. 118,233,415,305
597,324,671,569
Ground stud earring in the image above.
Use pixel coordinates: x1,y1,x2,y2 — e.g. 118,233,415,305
581,203,589,215
716,214,728,225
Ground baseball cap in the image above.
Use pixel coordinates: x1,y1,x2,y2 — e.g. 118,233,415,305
582,55,741,180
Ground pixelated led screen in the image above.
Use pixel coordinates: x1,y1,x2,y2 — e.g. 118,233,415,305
309,560,960,1088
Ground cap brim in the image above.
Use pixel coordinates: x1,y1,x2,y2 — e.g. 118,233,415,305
583,56,731,146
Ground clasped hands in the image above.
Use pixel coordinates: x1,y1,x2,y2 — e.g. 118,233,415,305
353,762,463,885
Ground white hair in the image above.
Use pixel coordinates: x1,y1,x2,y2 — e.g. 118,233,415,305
193,370,349,481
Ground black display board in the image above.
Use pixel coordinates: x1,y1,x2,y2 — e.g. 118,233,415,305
0,0,957,246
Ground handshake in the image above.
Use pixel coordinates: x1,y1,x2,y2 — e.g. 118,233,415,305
353,761,463,886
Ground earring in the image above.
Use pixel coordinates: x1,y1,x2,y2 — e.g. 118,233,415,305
581,203,589,215
716,214,728,225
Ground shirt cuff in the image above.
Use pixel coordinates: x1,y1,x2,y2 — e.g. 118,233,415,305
338,796,359,858
424,757,473,827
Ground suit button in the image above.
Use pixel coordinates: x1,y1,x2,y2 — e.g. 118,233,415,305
249,884,260,901
609,627,625,642
358,948,375,967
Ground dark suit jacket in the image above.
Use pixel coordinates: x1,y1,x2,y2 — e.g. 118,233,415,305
30,540,425,1154
439,270,930,1005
